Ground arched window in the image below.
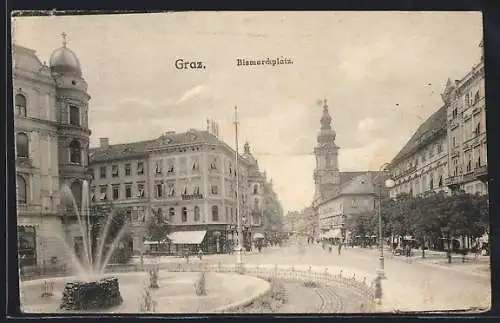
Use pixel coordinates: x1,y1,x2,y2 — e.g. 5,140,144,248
69,105,80,126
16,174,27,204
16,133,29,158
71,180,82,208
194,206,200,222
181,207,187,222
212,205,219,221
253,184,258,195
69,140,81,164
15,94,27,117
169,207,175,222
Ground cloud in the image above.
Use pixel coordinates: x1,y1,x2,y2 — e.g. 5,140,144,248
176,85,208,104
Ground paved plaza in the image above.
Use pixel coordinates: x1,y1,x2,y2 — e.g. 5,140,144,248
134,240,491,313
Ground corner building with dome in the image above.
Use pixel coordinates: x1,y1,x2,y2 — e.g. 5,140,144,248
13,38,92,270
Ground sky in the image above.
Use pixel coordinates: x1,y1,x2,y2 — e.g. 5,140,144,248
12,11,483,214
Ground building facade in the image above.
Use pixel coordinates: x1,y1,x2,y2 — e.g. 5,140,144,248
443,57,487,195
14,38,91,268
389,41,487,198
387,106,449,198
88,130,283,254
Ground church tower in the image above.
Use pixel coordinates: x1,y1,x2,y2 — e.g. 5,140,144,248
50,33,92,205
313,99,340,206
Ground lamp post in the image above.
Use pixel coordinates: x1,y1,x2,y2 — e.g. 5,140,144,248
234,106,244,264
375,162,395,280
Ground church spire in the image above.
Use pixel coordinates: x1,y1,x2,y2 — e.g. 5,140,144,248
320,99,332,130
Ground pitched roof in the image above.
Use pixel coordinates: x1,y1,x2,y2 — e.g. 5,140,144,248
339,173,374,195
390,105,447,166
339,171,367,185
89,129,235,163
89,140,153,163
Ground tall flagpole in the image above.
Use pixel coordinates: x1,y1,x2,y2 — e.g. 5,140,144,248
234,106,243,264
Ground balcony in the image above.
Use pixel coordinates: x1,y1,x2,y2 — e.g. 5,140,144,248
16,157,34,169
445,176,461,188
474,165,488,182
181,193,204,200
17,204,42,214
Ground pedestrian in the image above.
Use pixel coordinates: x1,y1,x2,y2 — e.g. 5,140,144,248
338,242,342,255
198,249,203,260
374,275,382,304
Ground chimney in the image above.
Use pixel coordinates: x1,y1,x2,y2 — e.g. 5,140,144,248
100,137,109,148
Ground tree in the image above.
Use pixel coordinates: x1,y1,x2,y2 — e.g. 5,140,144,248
103,207,133,264
146,208,170,242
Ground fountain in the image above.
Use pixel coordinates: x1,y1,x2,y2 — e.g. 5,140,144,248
56,180,126,311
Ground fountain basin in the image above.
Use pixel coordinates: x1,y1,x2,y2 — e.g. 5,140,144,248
21,271,270,313
60,277,123,311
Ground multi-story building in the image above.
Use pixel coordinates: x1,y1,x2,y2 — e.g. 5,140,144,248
443,50,487,195
13,37,91,268
89,129,283,254
389,40,487,198
88,137,151,252
387,106,449,198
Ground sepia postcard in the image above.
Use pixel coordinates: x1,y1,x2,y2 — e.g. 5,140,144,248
10,11,490,315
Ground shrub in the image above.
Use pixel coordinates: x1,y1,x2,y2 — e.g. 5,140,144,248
194,270,207,296
269,279,288,304
303,281,319,288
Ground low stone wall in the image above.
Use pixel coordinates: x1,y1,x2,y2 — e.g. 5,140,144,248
59,277,123,311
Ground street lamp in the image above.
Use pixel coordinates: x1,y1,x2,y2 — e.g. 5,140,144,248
376,162,395,280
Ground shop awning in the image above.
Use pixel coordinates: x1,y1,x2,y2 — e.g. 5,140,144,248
168,230,207,244
143,241,159,245
253,233,265,239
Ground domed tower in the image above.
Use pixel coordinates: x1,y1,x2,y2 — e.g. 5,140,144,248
50,33,91,203
313,99,340,206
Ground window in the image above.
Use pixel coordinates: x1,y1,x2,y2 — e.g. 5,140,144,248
437,144,443,154
429,177,434,190
212,205,219,221
169,207,175,222
89,168,95,180
131,208,139,222
16,133,29,158
452,108,458,118
474,90,480,105
69,105,80,126
351,198,358,208
125,184,132,199
181,207,188,222
99,186,107,200
452,137,456,148
167,163,175,174
137,183,145,198
17,226,36,267
466,160,472,173
439,176,443,187
465,93,470,106
192,159,199,171
99,166,106,179
194,206,200,221
125,208,132,222
15,94,27,117
69,140,81,164
111,165,119,177
155,182,163,198
475,122,481,136
112,185,120,200
182,186,188,196
71,181,83,207
228,163,233,176
137,162,144,175
253,184,259,195
211,185,219,195
476,156,481,168
209,157,218,170
90,187,96,202
124,163,131,176
193,186,200,195
154,161,162,174
167,182,175,197
16,174,27,204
